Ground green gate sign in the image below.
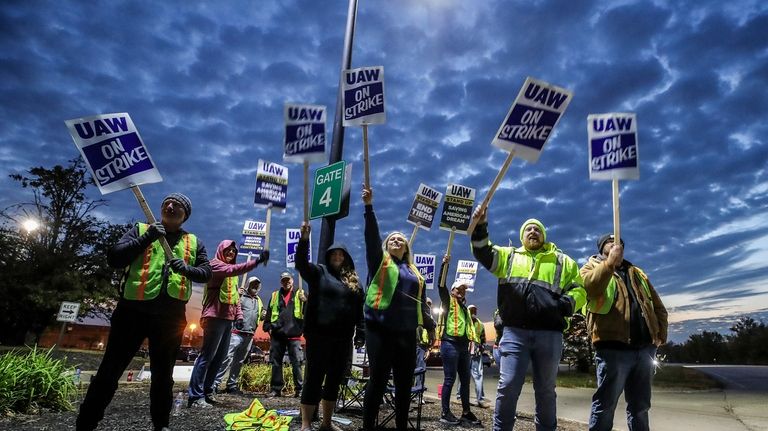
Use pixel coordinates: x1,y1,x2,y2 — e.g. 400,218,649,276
310,160,346,219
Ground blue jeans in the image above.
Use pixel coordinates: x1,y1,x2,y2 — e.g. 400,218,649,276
589,345,656,431
188,318,233,400
470,355,485,401
440,339,471,414
213,331,253,392
415,344,427,388
494,327,563,431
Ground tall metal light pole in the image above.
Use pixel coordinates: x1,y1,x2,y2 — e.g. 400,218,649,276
317,0,358,264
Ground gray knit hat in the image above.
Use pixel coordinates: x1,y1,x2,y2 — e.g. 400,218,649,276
162,193,192,221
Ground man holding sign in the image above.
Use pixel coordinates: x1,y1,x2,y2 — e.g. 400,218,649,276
470,207,585,431
77,193,211,431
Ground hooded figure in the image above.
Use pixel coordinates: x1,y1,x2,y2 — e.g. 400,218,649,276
294,223,366,431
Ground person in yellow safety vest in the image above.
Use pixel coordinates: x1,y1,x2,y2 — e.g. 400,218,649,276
263,270,306,398
213,276,266,395
580,234,668,431
436,254,483,427
188,240,269,408
470,206,586,431
77,193,212,431
360,185,436,431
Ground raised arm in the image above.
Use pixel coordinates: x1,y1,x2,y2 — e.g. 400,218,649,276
363,185,383,280
295,222,321,287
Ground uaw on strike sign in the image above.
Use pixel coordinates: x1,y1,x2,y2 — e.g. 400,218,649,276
284,104,327,164
65,113,162,194
343,66,385,126
587,113,639,180
492,77,573,163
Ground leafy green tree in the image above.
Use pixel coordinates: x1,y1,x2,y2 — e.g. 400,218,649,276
684,331,729,364
0,159,128,345
729,316,768,364
563,313,593,372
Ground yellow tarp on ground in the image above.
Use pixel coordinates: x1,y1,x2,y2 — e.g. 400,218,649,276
223,398,293,431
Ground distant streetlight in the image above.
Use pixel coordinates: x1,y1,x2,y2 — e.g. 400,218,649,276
22,219,40,232
433,307,443,316
188,323,197,332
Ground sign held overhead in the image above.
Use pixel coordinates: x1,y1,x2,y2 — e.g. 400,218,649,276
587,113,639,180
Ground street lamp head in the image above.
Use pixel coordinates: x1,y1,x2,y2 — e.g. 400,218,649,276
22,219,40,232
188,323,197,331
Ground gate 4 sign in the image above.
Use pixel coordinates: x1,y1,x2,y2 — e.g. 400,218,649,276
310,161,346,219
414,254,436,290
588,113,639,180
65,113,162,194
343,66,386,126
492,77,573,163
407,183,442,230
57,301,80,323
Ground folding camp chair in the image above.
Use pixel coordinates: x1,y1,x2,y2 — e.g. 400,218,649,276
335,348,369,413
376,366,426,430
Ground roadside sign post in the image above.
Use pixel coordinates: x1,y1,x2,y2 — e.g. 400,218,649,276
55,301,80,349
310,161,346,220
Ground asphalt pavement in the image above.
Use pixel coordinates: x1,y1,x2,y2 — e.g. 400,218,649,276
424,364,768,431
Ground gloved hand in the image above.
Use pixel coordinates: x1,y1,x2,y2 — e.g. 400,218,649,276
558,294,576,317
146,222,166,241
234,319,244,330
169,258,188,275
257,250,270,266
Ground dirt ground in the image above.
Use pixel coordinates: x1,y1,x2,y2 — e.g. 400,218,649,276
0,383,587,430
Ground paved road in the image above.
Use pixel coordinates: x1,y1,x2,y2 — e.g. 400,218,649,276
425,365,768,431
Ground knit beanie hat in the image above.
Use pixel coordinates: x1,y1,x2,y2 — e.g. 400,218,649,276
519,218,546,244
162,193,192,221
597,233,625,253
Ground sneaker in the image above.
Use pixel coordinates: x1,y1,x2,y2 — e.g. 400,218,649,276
205,394,219,405
476,399,491,408
439,411,461,425
461,411,482,426
224,387,243,395
268,390,282,398
293,390,302,398
188,398,212,409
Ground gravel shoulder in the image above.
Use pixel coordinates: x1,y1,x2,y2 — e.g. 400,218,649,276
0,383,587,430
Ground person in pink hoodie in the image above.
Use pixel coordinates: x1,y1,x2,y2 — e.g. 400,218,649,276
187,240,269,407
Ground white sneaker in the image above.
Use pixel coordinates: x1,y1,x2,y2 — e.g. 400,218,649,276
189,398,212,408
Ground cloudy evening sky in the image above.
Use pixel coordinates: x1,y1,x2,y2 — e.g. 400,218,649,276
2,0,767,342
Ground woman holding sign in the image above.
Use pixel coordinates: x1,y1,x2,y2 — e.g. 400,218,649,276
294,222,365,431
436,254,482,427
187,240,269,408
361,185,436,431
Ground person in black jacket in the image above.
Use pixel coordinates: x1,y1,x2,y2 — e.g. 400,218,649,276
361,185,436,431
295,222,364,431
263,270,306,397
76,193,211,431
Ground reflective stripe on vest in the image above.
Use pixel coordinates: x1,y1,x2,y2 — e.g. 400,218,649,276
586,266,652,314
365,254,425,326
122,223,197,302
270,290,303,322
439,297,479,342
221,276,240,305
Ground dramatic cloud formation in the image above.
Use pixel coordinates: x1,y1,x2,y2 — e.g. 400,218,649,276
1,0,766,341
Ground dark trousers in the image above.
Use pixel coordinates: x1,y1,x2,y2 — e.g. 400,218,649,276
188,317,232,400
363,326,416,431
76,305,185,431
300,334,351,405
440,338,471,414
269,337,304,393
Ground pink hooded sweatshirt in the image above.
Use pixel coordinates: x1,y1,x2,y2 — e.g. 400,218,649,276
201,239,260,321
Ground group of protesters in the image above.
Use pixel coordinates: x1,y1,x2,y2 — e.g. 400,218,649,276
75,185,668,431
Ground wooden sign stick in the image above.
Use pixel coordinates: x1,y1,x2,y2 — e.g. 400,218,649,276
303,161,309,222
467,151,515,236
363,124,371,188
612,179,621,246
130,185,174,260
409,223,420,248
263,204,272,267
439,227,456,287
